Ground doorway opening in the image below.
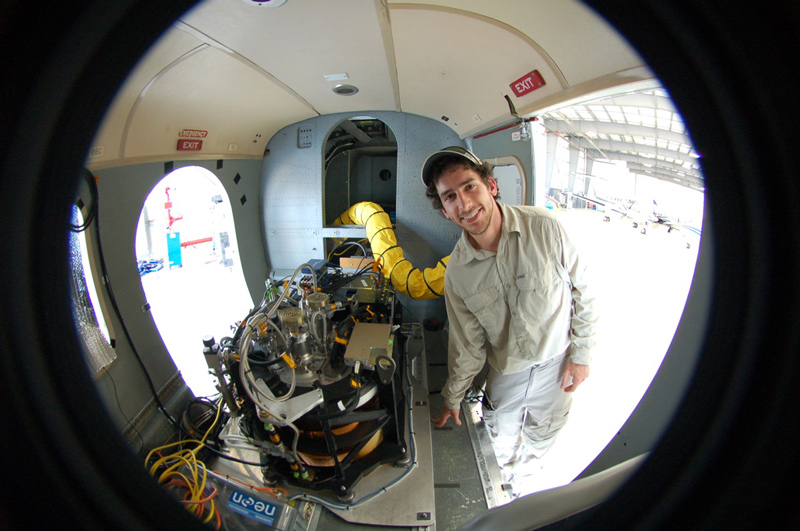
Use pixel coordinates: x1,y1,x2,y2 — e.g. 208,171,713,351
322,117,397,265
135,166,253,397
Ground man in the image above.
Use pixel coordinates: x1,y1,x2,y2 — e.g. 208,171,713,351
423,146,598,482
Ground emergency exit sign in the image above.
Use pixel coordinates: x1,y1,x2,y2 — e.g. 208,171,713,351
510,70,546,97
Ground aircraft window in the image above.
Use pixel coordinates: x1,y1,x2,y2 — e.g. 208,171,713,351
69,205,117,374
135,166,253,397
492,164,524,205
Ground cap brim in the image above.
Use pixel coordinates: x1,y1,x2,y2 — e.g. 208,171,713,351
421,146,482,187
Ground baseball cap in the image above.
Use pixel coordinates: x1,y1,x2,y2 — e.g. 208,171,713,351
421,146,483,187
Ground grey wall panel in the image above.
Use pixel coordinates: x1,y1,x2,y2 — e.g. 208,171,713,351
393,113,470,323
324,154,351,225
394,112,464,259
94,161,181,427
92,158,266,427
261,122,326,275
472,131,534,205
352,154,396,207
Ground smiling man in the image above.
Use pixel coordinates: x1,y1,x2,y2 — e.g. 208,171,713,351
423,146,598,487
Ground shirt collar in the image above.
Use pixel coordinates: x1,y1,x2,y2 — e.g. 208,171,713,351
499,202,523,235
457,202,518,261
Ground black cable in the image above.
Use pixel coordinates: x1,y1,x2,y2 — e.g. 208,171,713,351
308,385,362,422
329,241,367,259
91,180,183,435
161,397,268,468
405,265,418,299
321,268,375,293
88,188,270,468
69,168,98,233
181,398,219,437
246,349,284,367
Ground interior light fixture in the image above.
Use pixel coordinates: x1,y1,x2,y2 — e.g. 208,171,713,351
333,84,359,96
241,0,288,7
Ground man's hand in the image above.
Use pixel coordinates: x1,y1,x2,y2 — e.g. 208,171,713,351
561,361,589,392
432,406,462,428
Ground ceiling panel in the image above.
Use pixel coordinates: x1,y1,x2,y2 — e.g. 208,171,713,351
389,0,645,86
89,30,204,165
123,46,315,160
180,0,398,115
391,5,564,138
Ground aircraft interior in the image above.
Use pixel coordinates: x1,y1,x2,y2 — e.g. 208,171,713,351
2,1,800,530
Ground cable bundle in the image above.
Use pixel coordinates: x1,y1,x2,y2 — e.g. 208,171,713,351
145,400,225,528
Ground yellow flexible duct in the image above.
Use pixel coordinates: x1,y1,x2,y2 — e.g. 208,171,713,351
333,202,448,300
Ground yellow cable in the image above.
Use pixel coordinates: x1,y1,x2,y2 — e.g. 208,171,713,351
145,399,225,525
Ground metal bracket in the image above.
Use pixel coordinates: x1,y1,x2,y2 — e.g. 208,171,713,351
254,381,324,425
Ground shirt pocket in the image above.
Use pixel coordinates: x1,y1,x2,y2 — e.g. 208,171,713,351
515,264,560,324
463,285,504,338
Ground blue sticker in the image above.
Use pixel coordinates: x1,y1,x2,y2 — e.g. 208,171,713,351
227,489,279,526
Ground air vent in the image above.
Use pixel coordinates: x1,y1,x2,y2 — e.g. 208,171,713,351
297,126,313,148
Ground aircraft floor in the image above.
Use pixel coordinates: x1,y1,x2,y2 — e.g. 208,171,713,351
305,327,491,531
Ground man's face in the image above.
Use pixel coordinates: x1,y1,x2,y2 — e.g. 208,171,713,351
434,165,499,238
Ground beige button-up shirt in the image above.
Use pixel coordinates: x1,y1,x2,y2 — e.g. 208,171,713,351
441,203,598,410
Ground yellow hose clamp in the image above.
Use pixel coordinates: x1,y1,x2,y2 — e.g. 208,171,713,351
334,334,349,345
281,352,296,369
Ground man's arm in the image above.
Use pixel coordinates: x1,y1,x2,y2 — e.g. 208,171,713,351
433,279,487,428
558,221,599,367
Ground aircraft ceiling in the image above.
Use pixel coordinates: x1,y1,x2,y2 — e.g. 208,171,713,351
88,0,701,191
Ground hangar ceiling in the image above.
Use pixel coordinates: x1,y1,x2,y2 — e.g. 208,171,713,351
537,87,704,192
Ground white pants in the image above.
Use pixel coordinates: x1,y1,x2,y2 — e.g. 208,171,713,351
482,351,572,470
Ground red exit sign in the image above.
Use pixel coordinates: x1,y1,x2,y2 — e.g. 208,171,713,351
177,139,203,151
510,70,546,97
